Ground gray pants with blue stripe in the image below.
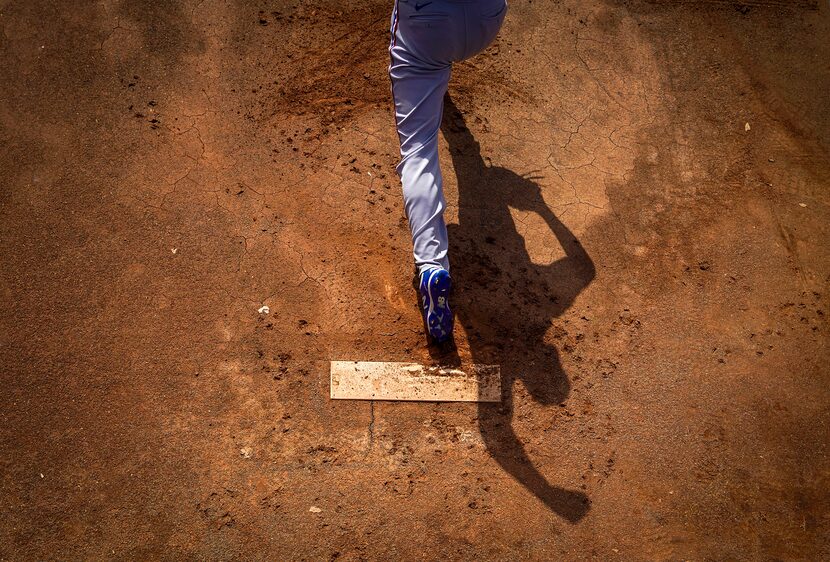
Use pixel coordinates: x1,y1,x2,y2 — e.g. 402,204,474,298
389,0,507,275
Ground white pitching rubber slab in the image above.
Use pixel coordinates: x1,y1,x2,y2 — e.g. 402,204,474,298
330,361,501,402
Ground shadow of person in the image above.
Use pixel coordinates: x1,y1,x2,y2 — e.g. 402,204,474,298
439,95,595,522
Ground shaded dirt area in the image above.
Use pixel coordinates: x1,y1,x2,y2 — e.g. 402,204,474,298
1,0,828,559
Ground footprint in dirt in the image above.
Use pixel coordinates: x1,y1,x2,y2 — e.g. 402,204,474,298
434,95,596,523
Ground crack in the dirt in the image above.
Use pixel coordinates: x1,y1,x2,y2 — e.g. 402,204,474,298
365,401,375,457
94,17,137,52
561,109,594,149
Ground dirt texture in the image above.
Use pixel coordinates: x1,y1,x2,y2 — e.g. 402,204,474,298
1,0,829,559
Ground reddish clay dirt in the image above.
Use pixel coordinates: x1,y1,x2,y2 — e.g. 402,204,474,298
1,0,829,559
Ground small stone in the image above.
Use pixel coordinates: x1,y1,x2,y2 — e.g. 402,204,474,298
309,506,322,513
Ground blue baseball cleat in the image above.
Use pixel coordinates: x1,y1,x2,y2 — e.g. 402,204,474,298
419,267,453,343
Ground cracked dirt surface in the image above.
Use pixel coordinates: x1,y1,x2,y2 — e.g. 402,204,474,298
1,0,829,559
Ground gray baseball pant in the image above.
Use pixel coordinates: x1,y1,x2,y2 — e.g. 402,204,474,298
389,0,507,275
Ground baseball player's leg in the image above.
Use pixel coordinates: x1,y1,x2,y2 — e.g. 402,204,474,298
388,3,460,276
388,0,506,343
389,1,465,343
388,0,506,277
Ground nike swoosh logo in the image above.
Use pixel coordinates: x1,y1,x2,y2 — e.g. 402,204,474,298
415,2,432,10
